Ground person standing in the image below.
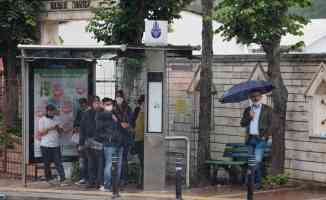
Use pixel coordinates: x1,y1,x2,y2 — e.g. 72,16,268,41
79,96,103,188
114,90,133,187
38,104,67,186
133,95,145,189
240,91,273,190
96,98,124,192
73,98,89,185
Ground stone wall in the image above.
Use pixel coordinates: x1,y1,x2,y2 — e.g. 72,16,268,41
167,53,326,184
166,58,200,181
211,54,326,183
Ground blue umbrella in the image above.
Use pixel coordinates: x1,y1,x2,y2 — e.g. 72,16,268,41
219,80,274,103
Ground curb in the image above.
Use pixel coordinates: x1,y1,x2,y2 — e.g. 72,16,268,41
0,187,243,200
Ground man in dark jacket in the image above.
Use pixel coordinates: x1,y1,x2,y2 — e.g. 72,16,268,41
79,96,103,188
114,90,133,187
73,98,88,185
240,91,273,190
96,98,123,192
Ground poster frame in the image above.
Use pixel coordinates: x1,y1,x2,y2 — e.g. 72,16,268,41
28,59,94,163
146,72,163,133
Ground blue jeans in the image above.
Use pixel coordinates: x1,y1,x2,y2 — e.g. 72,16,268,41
103,146,123,189
247,136,267,188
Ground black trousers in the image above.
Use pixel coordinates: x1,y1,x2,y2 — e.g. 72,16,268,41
79,148,88,181
40,146,65,181
86,147,104,187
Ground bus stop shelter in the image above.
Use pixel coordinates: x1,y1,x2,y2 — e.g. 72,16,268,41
18,44,199,190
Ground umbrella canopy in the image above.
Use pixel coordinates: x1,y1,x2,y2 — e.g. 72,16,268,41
219,80,274,104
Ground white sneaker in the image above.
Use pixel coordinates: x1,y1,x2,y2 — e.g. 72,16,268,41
59,180,70,187
75,179,87,185
99,186,110,192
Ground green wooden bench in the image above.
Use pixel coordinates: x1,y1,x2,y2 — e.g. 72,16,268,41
206,143,271,185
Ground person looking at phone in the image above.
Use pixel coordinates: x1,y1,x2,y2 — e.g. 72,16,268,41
38,104,67,186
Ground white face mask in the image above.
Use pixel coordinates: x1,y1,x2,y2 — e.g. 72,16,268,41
116,97,123,105
104,105,113,111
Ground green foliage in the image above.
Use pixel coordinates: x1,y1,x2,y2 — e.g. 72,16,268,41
87,0,192,45
262,174,289,189
0,112,21,147
71,160,80,182
214,0,312,48
0,0,45,48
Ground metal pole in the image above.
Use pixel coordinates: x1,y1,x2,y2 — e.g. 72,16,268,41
247,155,256,200
20,49,27,187
165,136,190,188
176,157,183,200
112,155,120,199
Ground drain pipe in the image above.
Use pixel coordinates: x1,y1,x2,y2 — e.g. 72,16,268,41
165,136,190,188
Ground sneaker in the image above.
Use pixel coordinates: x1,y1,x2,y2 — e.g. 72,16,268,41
75,179,87,185
60,179,70,187
82,184,96,189
99,186,111,192
47,179,59,186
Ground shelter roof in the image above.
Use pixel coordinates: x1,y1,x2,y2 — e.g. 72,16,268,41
18,44,200,60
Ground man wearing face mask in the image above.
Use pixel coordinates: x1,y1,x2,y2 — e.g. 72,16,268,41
240,91,273,190
96,98,123,192
114,90,133,188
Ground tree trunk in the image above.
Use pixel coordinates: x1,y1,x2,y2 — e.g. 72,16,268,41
2,42,19,133
264,41,288,175
198,0,213,183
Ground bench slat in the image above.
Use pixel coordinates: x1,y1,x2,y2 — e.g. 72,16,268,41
205,160,247,165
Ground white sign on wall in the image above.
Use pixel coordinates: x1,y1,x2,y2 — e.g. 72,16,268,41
144,20,168,46
148,82,163,132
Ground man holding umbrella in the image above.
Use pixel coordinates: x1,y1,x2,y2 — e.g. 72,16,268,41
240,91,273,190
220,80,274,191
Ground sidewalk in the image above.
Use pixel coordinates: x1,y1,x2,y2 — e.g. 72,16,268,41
0,178,244,200
1,178,326,200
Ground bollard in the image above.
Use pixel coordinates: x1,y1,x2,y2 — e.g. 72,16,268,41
112,156,120,199
247,155,256,200
0,193,7,200
176,157,183,200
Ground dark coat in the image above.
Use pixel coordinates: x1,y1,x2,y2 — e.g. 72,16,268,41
73,108,87,128
95,111,122,146
79,109,97,146
114,104,134,147
240,104,273,143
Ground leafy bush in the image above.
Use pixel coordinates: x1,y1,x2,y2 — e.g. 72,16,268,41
71,161,80,182
262,174,289,189
0,112,22,147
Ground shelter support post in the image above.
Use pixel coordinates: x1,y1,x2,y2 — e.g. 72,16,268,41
143,50,167,191
21,49,28,187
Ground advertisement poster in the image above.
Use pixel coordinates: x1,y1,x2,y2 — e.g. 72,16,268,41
33,68,88,158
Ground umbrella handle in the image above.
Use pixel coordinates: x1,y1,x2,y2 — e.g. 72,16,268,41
322,119,326,125
321,99,326,105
